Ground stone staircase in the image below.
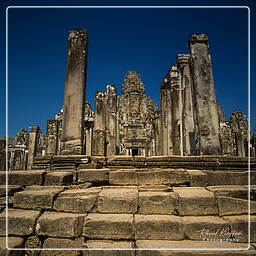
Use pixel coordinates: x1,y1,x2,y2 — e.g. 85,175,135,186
0,157,256,255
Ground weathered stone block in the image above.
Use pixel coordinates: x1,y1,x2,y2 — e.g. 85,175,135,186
44,172,73,186
78,169,109,183
173,187,218,216
83,213,134,239
224,215,256,243
0,237,24,255
83,240,135,256
138,191,177,214
97,187,138,213
137,169,189,185
183,216,229,240
206,171,248,186
207,185,248,199
135,240,250,256
41,237,84,256
53,189,98,213
0,171,46,186
36,212,85,238
186,170,208,186
13,188,62,210
135,215,184,240
138,185,172,192
217,196,255,216
0,209,40,236
109,170,137,185
0,185,23,196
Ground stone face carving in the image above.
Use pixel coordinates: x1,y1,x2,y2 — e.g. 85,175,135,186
117,71,159,156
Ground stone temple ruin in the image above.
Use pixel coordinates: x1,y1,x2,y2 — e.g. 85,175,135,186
1,31,252,172
0,30,256,255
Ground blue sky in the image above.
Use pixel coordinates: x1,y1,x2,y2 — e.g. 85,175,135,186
0,1,255,136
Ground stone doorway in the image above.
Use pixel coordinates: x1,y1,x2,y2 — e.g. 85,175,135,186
131,148,139,156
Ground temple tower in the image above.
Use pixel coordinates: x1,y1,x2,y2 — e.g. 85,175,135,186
60,29,88,154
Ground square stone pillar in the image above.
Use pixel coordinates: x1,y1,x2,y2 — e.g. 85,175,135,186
189,34,222,155
105,85,117,157
177,54,197,156
92,91,107,156
27,126,39,170
60,29,88,155
46,120,59,155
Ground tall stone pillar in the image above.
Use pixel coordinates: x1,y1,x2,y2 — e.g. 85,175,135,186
92,91,107,156
60,29,88,155
189,34,222,155
105,85,117,156
46,120,59,155
160,86,173,155
27,126,39,170
177,54,196,155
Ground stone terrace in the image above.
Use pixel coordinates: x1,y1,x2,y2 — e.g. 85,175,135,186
0,156,256,255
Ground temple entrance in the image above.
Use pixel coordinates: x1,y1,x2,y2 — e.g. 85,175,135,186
131,148,139,156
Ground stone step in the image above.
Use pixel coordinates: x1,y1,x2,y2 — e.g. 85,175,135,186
0,170,46,186
13,186,65,210
5,184,255,217
135,240,255,256
77,168,255,186
0,210,255,253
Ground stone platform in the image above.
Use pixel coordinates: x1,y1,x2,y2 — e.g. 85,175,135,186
0,156,256,255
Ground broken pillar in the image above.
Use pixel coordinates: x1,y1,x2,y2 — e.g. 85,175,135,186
189,34,222,155
46,120,59,155
177,54,196,156
27,126,39,170
60,29,88,155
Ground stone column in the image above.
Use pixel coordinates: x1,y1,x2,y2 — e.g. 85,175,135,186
189,34,222,155
105,85,117,156
160,86,173,155
46,120,59,155
92,91,106,156
27,126,39,170
60,29,88,155
177,54,196,156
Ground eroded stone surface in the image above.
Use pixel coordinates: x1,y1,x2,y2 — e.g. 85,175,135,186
183,216,229,240
45,172,73,186
138,191,177,214
173,187,218,216
78,169,109,183
36,212,85,238
41,237,84,256
0,237,24,256
53,189,98,213
97,187,138,213
135,215,184,240
83,240,135,256
13,188,62,210
83,213,134,239
0,209,40,236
